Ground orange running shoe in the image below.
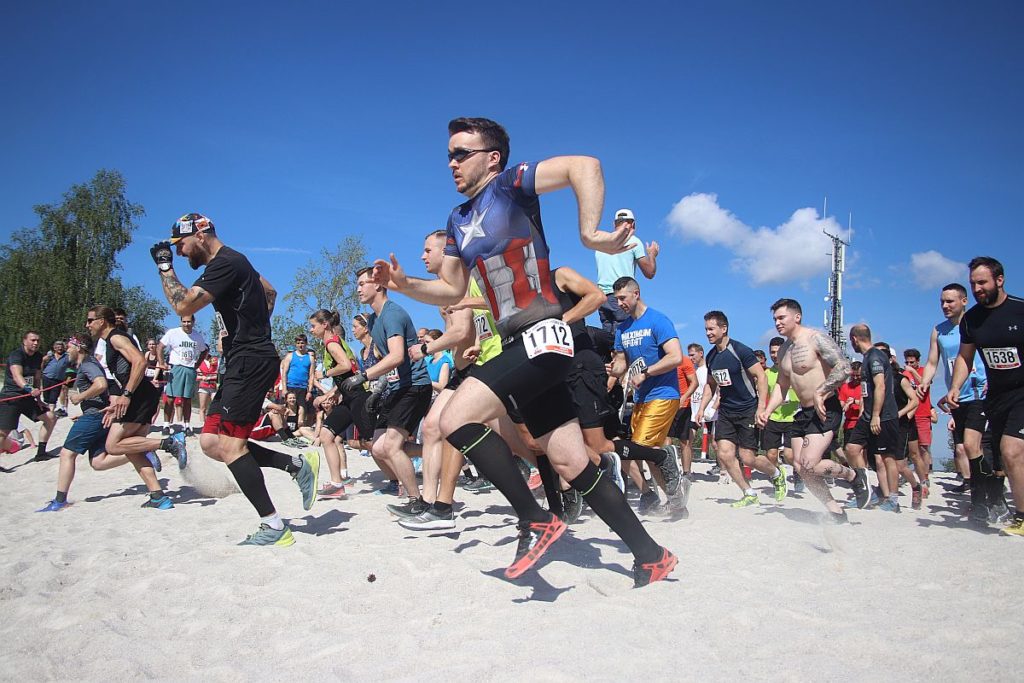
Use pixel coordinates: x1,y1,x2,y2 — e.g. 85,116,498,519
633,547,678,588
504,514,567,579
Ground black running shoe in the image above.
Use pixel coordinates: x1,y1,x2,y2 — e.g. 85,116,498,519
637,490,662,515
560,488,585,524
387,497,429,520
852,468,870,509
656,447,682,499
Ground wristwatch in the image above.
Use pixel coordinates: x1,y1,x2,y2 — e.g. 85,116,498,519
420,342,429,357
123,389,134,399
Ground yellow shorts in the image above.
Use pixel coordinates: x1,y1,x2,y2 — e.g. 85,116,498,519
630,398,680,447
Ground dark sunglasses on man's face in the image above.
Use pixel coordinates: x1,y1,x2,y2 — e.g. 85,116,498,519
448,148,495,163
85,318,97,324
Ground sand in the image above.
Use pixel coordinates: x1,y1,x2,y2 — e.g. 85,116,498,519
1,415,1021,681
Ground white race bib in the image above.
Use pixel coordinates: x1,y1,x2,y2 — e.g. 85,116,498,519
982,346,1021,370
712,368,732,387
522,319,574,359
474,314,493,341
861,381,869,397
386,367,400,383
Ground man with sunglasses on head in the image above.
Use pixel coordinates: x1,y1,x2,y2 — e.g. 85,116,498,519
149,213,319,546
594,208,659,334
372,117,676,587
158,314,208,437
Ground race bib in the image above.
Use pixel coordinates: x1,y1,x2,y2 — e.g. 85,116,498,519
522,319,574,359
24,377,35,388
144,368,157,379
474,314,493,341
947,359,955,376
982,347,1021,370
386,367,400,383
712,368,732,386
861,381,869,397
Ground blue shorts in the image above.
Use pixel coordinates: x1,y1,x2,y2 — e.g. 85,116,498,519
167,365,198,398
63,411,109,459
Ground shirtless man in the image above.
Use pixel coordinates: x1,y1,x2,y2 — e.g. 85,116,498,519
758,299,868,520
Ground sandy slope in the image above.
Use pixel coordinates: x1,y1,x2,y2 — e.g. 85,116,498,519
1,415,1020,681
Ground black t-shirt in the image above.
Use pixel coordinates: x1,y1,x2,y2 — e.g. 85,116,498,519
193,246,277,360
960,294,1024,397
861,347,898,421
550,269,595,352
1,347,42,398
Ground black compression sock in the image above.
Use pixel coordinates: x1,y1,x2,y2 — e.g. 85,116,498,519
55,490,68,504
37,442,47,456
614,440,666,464
570,461,661,563
432,501,453,514
276,428,295,441
249,442,302,474
227,453,276,517
447,423,547,523
149,491,165,501
536,455,563,518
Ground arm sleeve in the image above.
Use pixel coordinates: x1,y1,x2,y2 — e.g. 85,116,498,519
496,162,539,199
443,214,461,259
958,317,974,345
81,361,105,384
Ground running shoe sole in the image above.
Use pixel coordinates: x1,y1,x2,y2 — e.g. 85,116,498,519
398,511,457,531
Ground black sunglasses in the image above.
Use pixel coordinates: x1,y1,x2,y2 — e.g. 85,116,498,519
448,148,496,163
85,317,98,324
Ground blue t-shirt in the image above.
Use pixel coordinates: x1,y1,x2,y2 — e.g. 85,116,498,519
614,307,680,404
936,319,987,402
706,339,760,415
367,300,430,388
595,237,646,294
444,161,563,339
425,351,455,383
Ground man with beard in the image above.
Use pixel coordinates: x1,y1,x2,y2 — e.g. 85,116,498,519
0,331,58,464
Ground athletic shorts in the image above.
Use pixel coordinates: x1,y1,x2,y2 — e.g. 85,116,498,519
567,348,612,429
762,419,794,450
469,330,576,439
985,387,1024,470
630,398,680,447
914,414,933,447
847,417,902,459
62,411,109,458
446,365,472,392
791,396,843,439
42,382,64,405
324,391,375,439
668,406,693,441
203,355,279,439
166,365,198,398
249,413,276,441
951,400,986,445
375,384,432,434
118,381,161,425
716,411,758,451
0,395,48,431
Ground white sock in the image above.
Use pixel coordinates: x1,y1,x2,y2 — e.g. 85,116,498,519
260,513,284,531
744,488,755,497
774,467,783,478
340,469,348,479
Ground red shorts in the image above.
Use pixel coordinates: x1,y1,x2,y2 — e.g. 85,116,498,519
914,414,933,447
202,413,261,440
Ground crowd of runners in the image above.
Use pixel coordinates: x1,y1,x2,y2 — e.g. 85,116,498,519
2,117,1022,588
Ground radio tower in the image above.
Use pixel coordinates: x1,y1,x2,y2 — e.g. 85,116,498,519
822,198,851,356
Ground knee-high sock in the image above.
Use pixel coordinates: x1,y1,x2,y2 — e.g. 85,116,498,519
614,440,667,464
227,453,275,517
536,455,563,518
570,461,661,563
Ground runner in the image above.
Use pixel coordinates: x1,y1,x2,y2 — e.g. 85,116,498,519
948,257,1024,535
758,299,865,521
902,348,933,493
373,117,675,585
837,360,863,464
0,331,58,463
606,276,687,514
158,315,209,436
918,282,990,517
695,311,787,507
876,341,923,512
688,343,719,469
764,336,799,489
844,324,902,511
35,334,159,511
87,307,183,509
151,212,318,545
663,347,698,476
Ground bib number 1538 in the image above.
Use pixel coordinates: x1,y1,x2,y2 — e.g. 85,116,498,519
523,319,574,360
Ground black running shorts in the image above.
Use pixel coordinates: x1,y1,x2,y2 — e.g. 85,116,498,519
0,395,48,431
985,386,1024,471
470,333,575,439
715,411,758,451
951,400,987,445
762,419,794,450
118,381,161,425
847,417,902,459
791,396,843,439
376,384,432,434
205,355,279,436
668,406,694,441
567,348,612,429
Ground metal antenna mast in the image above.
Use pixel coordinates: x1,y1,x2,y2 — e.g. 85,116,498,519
823,203,851,355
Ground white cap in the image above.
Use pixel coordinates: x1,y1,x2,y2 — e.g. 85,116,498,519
613,208,635,222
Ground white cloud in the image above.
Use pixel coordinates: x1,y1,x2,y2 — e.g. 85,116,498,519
908,250,965,290
665,193,850,286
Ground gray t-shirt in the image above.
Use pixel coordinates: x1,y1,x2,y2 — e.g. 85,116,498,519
367,300,430,388
75,357,109,414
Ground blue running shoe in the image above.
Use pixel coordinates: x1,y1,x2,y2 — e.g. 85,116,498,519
374,480,401,496
37,499,69,512
238,523,295,546
293,451,320,511
141,495,174,510
412,456,423,474
145,451,162,472
164,432,188,470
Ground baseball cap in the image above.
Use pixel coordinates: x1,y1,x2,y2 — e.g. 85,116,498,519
170,213,215,244
614,208,635,222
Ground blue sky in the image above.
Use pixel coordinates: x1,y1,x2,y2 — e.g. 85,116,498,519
2,2,1022,428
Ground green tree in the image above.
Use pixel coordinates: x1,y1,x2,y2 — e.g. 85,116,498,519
272,235,367,355
0,170,167,351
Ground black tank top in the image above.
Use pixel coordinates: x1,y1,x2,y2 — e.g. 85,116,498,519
550,269,595,352
105,329,141,392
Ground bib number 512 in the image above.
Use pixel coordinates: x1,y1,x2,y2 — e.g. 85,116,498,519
523,319,574,359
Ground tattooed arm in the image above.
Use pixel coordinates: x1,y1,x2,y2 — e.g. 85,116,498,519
160,269,215,316
814,331,851,397
260,276,277,314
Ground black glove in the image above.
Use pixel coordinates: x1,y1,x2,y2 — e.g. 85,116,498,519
364,377,389,414
340,372,367,393
150,241,174,271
